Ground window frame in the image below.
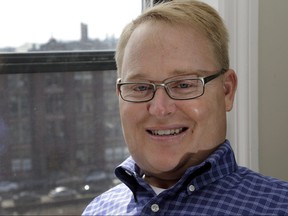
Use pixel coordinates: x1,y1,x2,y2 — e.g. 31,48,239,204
0,51,116,74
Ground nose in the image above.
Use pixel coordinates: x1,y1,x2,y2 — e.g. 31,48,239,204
147,87,176,117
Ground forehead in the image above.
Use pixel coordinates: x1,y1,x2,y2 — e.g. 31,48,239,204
121,21,217,81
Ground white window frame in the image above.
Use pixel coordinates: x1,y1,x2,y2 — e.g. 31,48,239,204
219,0,259,171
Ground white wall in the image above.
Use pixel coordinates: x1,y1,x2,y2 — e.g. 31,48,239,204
259,0,288,181
201,0,219,10
219,0,259,171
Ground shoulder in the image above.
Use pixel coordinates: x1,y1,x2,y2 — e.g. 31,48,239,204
232,166,288,199
82,183,133,216
208,166,288,213
237,166,288,188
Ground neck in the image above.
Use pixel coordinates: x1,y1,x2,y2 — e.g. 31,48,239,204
143,174,179,189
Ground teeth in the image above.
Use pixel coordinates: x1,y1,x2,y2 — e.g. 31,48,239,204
151,128,183,136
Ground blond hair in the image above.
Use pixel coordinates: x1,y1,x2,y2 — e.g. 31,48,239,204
115,0,229,77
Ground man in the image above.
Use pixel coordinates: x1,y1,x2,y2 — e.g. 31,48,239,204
83,0,288,215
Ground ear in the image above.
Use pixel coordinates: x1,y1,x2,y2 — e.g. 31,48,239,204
116,87,120,97
116,79,121,97
223,69,238,111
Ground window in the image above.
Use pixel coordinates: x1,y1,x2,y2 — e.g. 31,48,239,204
0,54,132,216
0,1,141,215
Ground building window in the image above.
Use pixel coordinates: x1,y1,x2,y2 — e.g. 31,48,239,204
12,158,32,173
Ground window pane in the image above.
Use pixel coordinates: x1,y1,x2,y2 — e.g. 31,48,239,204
0,69,127,215
0,0,141,52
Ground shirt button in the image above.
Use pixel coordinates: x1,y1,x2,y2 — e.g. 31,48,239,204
151,204,159,212
188,184,195,192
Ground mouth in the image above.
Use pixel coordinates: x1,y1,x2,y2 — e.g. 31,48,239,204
147,127,188,136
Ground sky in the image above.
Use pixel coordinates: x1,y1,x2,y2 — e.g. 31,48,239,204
0,0,142,48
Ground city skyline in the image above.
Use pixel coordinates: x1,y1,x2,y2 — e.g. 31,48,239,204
0,0,141,48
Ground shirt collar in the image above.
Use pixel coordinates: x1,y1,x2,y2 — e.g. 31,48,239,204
115,140,238,198
182,140,238,193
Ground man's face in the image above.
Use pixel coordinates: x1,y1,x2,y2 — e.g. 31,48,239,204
118,21,237,183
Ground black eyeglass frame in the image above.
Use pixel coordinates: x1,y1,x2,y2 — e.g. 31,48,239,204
117,68,227,103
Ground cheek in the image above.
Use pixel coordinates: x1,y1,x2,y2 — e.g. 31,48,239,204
119,102,146,137
120,102,142,121
194,93,227,135
120,103,133,130
182,96,225,128
181,100,208,122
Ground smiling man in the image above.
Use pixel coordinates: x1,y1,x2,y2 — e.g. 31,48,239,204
83,1,288,215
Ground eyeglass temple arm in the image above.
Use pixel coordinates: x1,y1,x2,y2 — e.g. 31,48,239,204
203,68,227,84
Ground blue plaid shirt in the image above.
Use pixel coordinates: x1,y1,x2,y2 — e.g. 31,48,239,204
82,140,288,215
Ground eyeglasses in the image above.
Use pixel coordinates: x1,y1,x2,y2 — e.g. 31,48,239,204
117,68,227,103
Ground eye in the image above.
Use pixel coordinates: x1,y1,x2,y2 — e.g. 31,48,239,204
120,83,153,94
134,84,150,91
178,83,191,88
170,80,198,89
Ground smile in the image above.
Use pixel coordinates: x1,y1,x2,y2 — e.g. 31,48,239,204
148,127,187,136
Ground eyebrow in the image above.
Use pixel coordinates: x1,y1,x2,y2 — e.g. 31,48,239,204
123,69,207,82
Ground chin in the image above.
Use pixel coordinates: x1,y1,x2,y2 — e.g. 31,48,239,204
148,157,183,174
